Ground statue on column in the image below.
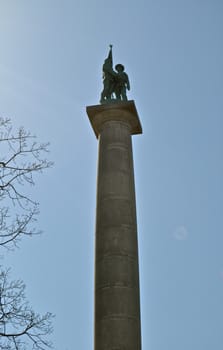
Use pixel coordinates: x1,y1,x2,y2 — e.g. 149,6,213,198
100,45,130,104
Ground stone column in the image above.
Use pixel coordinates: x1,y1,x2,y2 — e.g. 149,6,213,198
87,101,142,350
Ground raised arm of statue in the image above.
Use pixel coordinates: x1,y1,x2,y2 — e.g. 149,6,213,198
100,45,116,103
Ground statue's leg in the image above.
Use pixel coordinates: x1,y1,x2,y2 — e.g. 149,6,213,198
121,87,127,101
100,89,106,102
108,82,115,100
114,85,121,100
101,80,111,102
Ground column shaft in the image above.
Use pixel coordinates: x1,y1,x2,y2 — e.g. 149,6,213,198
94,120,141,350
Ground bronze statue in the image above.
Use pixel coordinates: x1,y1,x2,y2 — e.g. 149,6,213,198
100,45,130,104
114,63,130,101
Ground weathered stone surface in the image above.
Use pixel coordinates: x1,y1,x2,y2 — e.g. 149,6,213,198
86,100,142,138
86,101,142,350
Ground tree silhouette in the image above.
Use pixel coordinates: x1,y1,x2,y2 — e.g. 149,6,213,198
0,118,54,349
0,117,53,249
0,268,54,350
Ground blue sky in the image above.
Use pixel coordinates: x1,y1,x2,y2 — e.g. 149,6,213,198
1,1,223,349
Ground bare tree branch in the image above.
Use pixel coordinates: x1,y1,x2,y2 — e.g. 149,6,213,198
0,269,54,350
0,117,54,349
0,118,53,249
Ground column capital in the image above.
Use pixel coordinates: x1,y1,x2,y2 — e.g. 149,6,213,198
86,100,142,138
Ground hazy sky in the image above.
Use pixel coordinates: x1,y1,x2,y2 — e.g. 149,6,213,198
1,1,223,349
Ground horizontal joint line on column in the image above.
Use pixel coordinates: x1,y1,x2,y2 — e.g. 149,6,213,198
97,224,135,230
106,144,129,151
96,253,137,262
96,284,137,291
99,169,131,176
96,225,137,231
96,315,140,322
102,120,131,130
99,195,132,202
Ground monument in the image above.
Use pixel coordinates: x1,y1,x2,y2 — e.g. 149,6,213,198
87,46,142,350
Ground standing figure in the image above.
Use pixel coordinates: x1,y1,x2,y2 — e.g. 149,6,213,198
114,64,130,101
100,45,116,103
